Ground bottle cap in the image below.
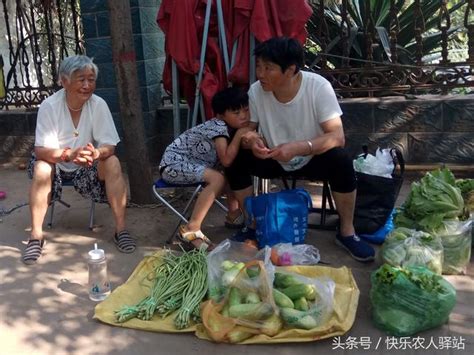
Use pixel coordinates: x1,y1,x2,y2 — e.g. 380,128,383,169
88,243,105,260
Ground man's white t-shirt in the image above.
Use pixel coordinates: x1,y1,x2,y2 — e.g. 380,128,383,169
249,71,343,171
35,89,120,171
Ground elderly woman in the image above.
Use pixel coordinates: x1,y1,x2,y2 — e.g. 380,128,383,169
22,55,135,265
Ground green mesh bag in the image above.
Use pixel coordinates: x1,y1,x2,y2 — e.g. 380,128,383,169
370,264,456,336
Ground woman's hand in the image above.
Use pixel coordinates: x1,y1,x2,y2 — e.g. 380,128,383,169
71,144,94,166
267,142,298,162
251,138,271,159
86,142,100,160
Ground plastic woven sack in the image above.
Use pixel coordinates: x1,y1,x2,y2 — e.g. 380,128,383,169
432,219,472,275
94,249,197,333
370,264,456,336
196,265,359,344
381,227,444,274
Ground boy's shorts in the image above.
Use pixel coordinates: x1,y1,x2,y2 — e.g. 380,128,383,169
28,153,108,203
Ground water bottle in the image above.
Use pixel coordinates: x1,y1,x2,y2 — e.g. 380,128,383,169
87,243,111,301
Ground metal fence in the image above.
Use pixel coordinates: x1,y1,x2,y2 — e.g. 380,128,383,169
2,0,474,109
306,0,474,97
0,0,83,109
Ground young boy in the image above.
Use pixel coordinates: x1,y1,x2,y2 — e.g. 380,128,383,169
159,87,254,250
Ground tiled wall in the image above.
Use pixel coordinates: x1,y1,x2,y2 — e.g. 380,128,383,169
1,96,473,165
80,0,165,162
342,95,474,164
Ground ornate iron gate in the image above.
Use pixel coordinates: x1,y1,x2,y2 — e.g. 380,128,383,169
0,0,83,109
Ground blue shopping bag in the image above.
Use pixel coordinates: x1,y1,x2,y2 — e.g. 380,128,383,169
244,188,313,248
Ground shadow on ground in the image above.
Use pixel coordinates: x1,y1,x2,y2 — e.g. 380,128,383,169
0,164,472,355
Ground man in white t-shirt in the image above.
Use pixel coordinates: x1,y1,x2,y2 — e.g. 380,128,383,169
226,37,374,262
23,55,135,265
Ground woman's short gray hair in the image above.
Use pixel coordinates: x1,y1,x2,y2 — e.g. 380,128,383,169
58,55,99,85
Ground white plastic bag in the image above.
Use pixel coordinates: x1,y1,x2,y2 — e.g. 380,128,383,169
353,148,394,178
207,239,273,302
381,227,444,274
271,243,320,266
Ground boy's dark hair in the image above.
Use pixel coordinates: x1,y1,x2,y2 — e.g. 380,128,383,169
211,87,249,115
254,37,304,74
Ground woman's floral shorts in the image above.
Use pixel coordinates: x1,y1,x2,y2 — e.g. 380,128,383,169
28,153,108,203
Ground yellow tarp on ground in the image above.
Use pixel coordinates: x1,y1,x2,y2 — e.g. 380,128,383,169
95,251,359,341
195,264,360,344
94,249,197,333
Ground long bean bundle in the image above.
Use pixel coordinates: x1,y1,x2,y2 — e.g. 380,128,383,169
115,248,208,329
174,249,208,329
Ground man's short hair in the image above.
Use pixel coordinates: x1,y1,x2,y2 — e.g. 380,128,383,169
211,87,249,115
254,37,304,74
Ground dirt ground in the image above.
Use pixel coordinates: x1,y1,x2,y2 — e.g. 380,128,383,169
0,162,472,355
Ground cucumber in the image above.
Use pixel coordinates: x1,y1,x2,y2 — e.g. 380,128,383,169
246,266,260,278
294,315,319,330
260,314,283,336
279,307,319,330
228,302,274,321
244,291,261,304
305,285,319,301
294,296,309,311
221,303,230,317
273,288,294,308
274,272,304,288
281,284,314,301
227,325,254,343
228,287,242,306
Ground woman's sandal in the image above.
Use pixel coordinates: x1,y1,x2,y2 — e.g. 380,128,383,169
224,210,245,229
177,226,214,251
114,230,136,253
22,239,45,265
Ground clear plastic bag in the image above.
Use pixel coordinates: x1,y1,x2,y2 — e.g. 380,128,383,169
353,148,394,178
432,219,472,275
381,227,444,274
201,258,279,343
270,243,320,266
273,269,335,330
207,239,273,303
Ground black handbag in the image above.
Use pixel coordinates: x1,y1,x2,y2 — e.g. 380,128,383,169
353,147,405,235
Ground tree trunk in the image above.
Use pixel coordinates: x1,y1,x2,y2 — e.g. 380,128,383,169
107,0,154,204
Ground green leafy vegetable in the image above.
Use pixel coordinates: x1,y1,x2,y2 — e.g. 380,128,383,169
381,227,443,274
432,220,472,275
395,168,466,231
370,264,457,336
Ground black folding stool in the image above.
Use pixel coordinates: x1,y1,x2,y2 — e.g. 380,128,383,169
152,178,228,243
